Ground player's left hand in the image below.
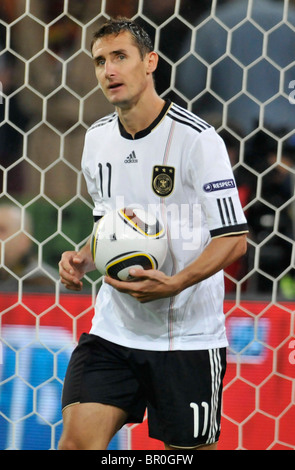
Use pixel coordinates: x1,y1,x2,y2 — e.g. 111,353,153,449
104,268,180,303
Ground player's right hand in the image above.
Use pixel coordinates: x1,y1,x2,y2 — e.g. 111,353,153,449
58,251,85,291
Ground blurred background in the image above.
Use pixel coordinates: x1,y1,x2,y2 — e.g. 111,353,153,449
0,0,295,450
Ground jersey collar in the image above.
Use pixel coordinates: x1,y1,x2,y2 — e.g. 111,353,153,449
118,99,172,140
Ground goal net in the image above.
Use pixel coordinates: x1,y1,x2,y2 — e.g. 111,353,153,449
0,0,295,450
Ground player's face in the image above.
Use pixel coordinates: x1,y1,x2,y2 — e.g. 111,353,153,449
92,32,155,109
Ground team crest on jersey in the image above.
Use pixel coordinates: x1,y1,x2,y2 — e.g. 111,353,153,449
152,165,175,197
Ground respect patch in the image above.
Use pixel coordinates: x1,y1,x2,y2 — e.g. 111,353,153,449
203,179,235,192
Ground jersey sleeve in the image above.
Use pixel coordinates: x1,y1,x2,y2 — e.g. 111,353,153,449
189,127,248,238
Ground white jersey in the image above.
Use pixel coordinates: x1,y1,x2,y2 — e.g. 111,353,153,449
82,101,248,351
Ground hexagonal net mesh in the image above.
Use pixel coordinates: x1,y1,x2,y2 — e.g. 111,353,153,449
0,0,295,450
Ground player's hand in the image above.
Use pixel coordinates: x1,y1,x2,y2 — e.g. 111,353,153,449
104,268,180,303
59,251,87,291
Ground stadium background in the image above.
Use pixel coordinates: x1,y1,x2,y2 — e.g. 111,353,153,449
1,0,295,450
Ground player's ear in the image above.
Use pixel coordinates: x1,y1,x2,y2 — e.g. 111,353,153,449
145,51,158,75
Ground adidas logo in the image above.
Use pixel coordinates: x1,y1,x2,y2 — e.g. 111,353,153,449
124,151,138,163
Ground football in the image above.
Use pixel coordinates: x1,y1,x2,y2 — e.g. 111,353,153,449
91,207,167,281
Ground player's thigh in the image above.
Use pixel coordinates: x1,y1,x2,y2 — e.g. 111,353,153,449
59,402,128,450
62,333,147,425
145,348,226,448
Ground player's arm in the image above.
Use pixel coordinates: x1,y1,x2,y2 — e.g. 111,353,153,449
105,233,247,302
59,237,96,291
173,233,247,291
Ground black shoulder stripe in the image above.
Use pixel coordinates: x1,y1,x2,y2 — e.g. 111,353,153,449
168,104,211,133
168,111,210,133
172,103,210,127
87,113,117,133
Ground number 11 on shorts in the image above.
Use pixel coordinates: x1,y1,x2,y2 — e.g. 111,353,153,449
190,402,209,438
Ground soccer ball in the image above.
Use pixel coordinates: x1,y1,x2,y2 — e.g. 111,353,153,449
91,207,167,281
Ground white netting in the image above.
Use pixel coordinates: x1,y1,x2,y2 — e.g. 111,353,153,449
0,0,295,450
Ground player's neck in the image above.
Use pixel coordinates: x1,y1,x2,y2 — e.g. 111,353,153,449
116,92,165,139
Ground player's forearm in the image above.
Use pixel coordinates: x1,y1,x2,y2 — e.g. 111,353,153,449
174,234,247,292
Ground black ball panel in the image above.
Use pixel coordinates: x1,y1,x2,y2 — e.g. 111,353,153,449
106,252,158,280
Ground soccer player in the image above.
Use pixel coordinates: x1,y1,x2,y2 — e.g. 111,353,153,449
58,18,248,450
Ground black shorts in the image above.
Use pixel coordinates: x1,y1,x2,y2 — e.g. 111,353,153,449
62,333,226,448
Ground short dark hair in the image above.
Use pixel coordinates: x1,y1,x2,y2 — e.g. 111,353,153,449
91,17,154,60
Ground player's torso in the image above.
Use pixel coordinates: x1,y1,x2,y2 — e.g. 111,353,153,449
84,110,229,350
